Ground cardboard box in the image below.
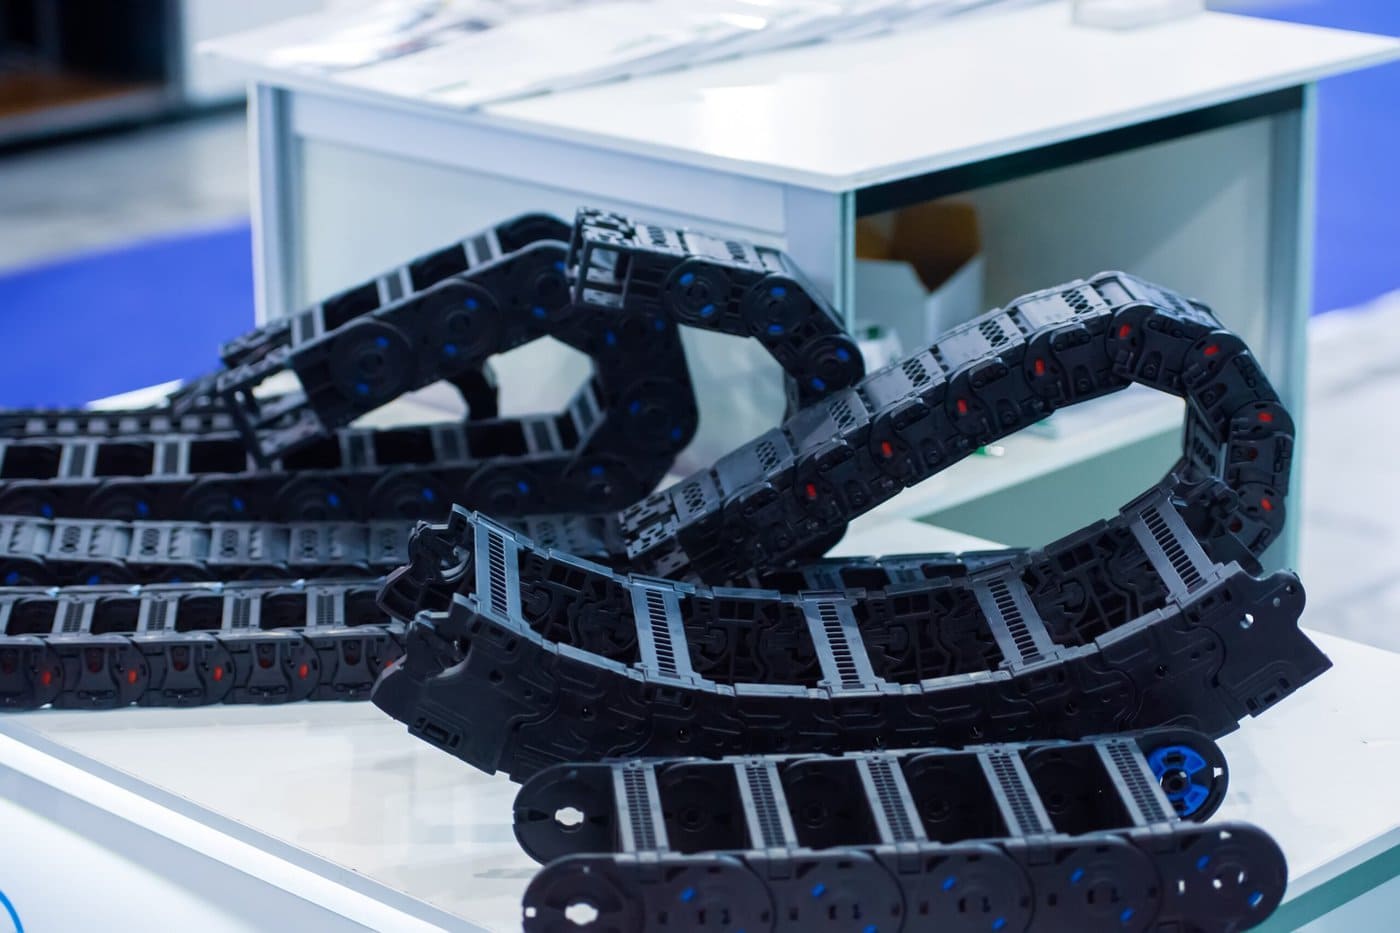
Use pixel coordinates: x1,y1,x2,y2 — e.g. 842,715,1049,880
855,200,985,357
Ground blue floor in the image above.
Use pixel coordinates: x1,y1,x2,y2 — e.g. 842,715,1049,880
0,223,254,407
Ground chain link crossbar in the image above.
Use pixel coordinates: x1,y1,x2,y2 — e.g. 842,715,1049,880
515,730,1280,933
0,578,403,709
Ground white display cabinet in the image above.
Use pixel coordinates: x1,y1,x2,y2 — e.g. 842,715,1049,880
205,4,1399,562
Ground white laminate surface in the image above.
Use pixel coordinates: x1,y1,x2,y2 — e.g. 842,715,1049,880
207,5,1400,189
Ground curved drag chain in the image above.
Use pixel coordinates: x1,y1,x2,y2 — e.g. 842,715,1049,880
370,483,1322,779
0,209,861,525
515,730,1284,933
0,209,571,440
172,206,861,467
372,272,1323,792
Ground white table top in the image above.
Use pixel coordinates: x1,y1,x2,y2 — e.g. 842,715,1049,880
3,519,1397,931
208,4,1400,190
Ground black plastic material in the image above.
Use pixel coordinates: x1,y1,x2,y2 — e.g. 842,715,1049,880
370,485,1326,780
168,208,861,467
0,578,405,709
515,731,1281,933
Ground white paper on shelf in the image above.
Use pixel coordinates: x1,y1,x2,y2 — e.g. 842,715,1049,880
210,0,1055,109
339,3,736,106
208,0,595,74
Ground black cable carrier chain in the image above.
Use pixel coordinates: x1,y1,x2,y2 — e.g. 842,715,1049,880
0,511,622,587
0,416,679,523
513,730,1283,933
169,206,862,466
369,482,1324,781
383,269,1290,624
0,209,573,440
0,209,862,525
0,577,404,709
369,271,1321,775
614,271,1291,583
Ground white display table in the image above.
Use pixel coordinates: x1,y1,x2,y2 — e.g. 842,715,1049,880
1,517,1396,932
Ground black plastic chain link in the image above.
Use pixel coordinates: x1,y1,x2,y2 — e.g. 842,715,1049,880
0,210,863,527
0,512,622,588
0,415,676,522
369,271,1321,809
168,208,862,467
616,271,1290,582
0,578,404,709
513,730,1281,933
0,254,1307,931
0,212,569,441
369,483,1324,780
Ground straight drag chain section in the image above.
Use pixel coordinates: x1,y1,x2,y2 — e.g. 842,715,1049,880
0,578,411,709
516,731,1280,932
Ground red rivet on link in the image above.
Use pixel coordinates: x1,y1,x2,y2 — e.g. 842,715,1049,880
804,483,818,501
1033,359,1046,376
298,662,310,680
1203,344,1220,357
127,668,138,685
1258,411,1274,423
1261,498,1274,512
212,666,224,682
1118,324,1132,338
956,399,968,415
41,670,53,687
879,441,894,459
